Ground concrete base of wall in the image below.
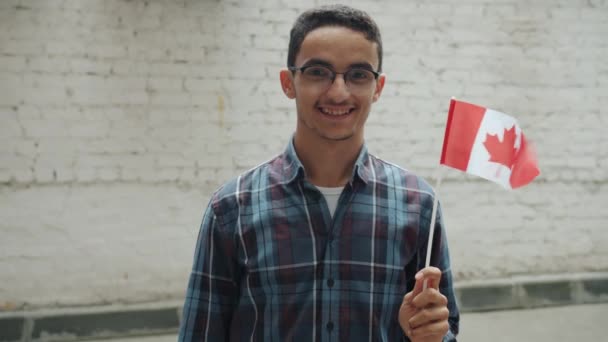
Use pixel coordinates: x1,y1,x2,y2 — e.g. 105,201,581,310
2,273,607,342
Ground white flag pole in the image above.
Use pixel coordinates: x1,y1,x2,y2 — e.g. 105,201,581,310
423,169,443,290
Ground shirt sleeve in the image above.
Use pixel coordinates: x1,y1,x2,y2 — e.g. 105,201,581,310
403,200,460,342
427,201,459,341
178,200,240,341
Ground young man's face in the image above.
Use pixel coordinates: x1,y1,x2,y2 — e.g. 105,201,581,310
281,26,385,145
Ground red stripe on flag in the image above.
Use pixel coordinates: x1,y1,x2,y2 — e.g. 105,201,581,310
509,134,541,188
440,99,486,171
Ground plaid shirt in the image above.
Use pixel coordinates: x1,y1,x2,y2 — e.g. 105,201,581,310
179,140,459,341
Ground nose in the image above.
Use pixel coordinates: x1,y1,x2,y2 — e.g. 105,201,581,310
325,74,350,101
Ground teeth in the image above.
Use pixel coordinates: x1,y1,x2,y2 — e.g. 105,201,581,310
320,107,351,116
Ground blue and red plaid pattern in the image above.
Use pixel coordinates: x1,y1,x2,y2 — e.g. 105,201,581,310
179,140,459,341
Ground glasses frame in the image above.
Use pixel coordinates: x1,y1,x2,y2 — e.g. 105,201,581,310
288,65,380,88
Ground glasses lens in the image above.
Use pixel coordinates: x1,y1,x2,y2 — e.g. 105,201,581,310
302,66,333,82
345,68,375,86
299,65,376,92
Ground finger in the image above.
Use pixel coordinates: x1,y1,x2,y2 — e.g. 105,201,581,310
408,305,449,329
414,266,442,291
409,320,450,340
402,290,414,304
398,298,418,337
412,288,447,309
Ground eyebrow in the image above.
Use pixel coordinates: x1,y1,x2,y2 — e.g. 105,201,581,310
301,58,375,71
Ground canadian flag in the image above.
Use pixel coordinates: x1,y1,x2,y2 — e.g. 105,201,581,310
440,99,540,189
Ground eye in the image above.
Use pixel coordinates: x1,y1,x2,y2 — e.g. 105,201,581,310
348,68,373,82
303,66,332,78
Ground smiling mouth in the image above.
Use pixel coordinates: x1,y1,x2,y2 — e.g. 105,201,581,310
318,107,355,116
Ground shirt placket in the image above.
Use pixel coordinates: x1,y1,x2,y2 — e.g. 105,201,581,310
321,183,355,342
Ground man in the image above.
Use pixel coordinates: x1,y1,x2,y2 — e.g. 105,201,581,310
179,5,459,341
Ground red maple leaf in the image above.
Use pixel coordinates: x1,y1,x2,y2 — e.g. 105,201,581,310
483,125,519,168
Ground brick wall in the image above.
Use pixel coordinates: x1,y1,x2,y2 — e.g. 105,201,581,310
0,0,606,309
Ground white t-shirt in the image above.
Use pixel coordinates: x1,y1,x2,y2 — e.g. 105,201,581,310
316,185,344,218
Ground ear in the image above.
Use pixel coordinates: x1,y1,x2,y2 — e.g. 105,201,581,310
372,73,386,103
280,69,296,99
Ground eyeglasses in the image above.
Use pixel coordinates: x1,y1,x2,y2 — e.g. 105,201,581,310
288,65,379,93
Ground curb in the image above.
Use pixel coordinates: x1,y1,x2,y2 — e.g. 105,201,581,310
454,272,608,312
1,273,607,342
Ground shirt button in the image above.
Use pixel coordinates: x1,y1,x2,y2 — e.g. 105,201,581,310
327,278,334,288
326,321,334,332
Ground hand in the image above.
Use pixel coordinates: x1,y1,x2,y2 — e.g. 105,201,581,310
398,267,450,342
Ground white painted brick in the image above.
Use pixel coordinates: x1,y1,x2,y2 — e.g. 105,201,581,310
149,92,191,106
119,156,156,172
103,107,146,121
16,105,41,119
192,64,232,79
147,77,184,91
14,140,38,157
97,167,120,181
0,118,23,137
68,121,110,138
120,167,141,182
44,42,88,59
110,60,147,76
0,139,15,154
108,123,147,139
22,74,65,88
179,167,197,183
238,20,274,35
34,155,73,172
184,79,217,92
0,169,11,182
195,167,219,184
68,88,111,105
33,133,73,155
156,154,192,168
251,34,288,50
0,155,31,169
0,83,22,106
109,90,149,105
156,167,181,182
20,86,68,105
54,166,75,182
147,62,192,77
63,75,108,89
69,58,113,75
34,167,56,183
0,56,27,72
17,0,64,10
259,8,298,22
85,44,128,59
41,106,85,121
580,7,608,21
0,0,19,9
107,77,147,90
22,120,69,137
12,168,34,183
138,166,159,182
26,57,71,73
148,109,189,124
0,40,45,55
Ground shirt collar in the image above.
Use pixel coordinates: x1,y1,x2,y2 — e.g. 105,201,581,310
281,138,372,185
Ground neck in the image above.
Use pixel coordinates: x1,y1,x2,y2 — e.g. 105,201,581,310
293,134,363,188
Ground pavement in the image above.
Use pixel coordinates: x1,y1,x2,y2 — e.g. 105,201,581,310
79,303,608,342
